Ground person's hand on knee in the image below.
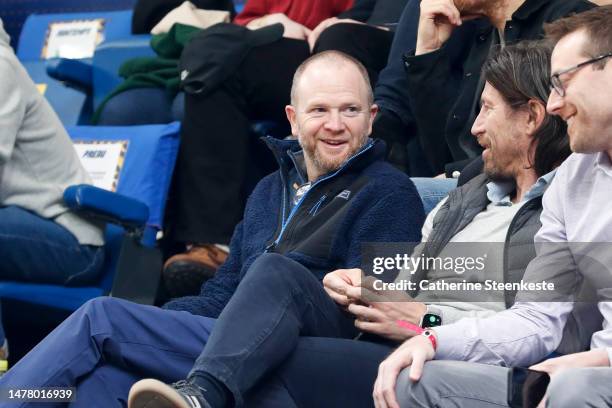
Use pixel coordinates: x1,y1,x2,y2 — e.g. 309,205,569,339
373,333,436,408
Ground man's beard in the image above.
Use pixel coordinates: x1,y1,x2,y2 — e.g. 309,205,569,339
484,154,514,182
485,166,513,182
300,134,367,177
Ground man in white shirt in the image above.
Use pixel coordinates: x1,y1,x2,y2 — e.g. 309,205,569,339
373,6,612,408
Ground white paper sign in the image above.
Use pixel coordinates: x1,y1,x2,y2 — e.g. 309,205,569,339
73,140,128,192
42,19,105,59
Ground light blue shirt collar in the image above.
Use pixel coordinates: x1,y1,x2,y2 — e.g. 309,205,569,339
486,169,557,206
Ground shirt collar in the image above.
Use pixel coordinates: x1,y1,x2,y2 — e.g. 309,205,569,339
594,152,612,177
523,169,556,202
486,168,557,206
287,149,308,184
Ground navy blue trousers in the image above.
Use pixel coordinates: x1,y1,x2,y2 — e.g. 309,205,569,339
245,337,393,408
0,253,360,407
0,297,216,408
190,253,358,405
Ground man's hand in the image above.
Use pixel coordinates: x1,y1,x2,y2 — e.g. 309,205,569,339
307,17,366,50
415,0,462,55
322,268,362,307
247,13,312,40
345,284,426,341
529,349,610,407
373,334,436,408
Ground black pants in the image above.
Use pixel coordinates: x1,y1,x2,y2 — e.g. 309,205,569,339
172,25,394,245
245,337,393,408
189,253,359,405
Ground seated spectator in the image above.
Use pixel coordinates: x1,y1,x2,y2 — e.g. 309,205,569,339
372,0,594,176
239,39,575,407
0,19,105,364
162,0,410,297
372,7,612,408
0,51,425,407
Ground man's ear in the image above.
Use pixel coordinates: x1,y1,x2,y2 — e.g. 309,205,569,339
285,105,299,137
367,104,379,135
525,99,546,137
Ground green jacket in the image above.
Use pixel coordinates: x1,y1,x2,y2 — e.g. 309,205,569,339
92,23,200,123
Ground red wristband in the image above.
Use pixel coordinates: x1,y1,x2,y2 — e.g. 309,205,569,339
422,329,437,351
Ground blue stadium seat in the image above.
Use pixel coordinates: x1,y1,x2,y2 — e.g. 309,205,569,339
16,10,135,126
22,60,94,125
0,122,181,311
0,0,136,50
17,10,134,61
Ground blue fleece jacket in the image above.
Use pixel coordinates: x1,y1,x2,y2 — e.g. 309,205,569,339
164,137,425,317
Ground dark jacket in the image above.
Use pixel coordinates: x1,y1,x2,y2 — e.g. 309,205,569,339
339,0,408,26
402,0,595,174
164,137,426,317
414,173,543,307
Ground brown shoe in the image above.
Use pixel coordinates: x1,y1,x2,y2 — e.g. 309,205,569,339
163,244,228,297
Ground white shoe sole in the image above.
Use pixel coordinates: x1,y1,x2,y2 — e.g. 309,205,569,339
128,379,194,408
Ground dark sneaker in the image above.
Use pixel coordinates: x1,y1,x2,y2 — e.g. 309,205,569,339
128,379,212,408
163,244,228,297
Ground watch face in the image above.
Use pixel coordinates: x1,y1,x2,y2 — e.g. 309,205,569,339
422,313,442,328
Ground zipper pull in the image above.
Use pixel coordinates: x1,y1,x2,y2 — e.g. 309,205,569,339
265,242,277,252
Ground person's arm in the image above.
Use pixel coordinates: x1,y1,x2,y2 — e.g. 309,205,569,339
531,348,610,375
245,13,312,40
234,0,294,29
404,39,464,173
330,180,424,341
424,304,498,324
0,58,24,166
594,301,612,365
373,0,420,144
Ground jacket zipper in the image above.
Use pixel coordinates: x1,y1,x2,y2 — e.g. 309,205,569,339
266,140,374,251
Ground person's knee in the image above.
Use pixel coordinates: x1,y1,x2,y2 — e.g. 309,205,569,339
98,89,172,125
394,362,446,407
546,368,597,408
244,253,311,287
79,296,128,321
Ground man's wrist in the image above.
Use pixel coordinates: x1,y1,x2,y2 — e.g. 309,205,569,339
421,329,437,351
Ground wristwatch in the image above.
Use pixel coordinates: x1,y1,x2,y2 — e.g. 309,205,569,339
419,305,442,328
